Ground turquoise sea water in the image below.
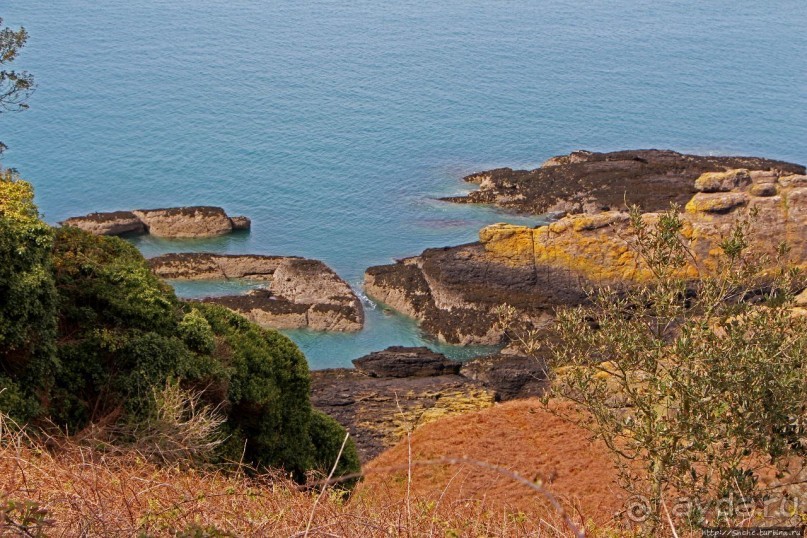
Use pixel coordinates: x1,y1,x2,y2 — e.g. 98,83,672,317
2,1,806,368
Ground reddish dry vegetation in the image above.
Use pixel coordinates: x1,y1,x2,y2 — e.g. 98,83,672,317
0,400,627,537
362,399,626,529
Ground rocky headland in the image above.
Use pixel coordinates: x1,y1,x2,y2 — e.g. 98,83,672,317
368,150,807,344
62,206,250,238
442,149,804,216
310,346,548,459
149,253,364,332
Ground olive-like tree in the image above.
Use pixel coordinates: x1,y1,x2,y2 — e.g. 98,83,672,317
0,17,35,153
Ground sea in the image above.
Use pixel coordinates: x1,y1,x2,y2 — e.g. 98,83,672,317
2,0,805,368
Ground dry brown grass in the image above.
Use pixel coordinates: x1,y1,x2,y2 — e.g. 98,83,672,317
0,411,593,537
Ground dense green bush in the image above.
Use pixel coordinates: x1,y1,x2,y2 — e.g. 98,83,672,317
0,175,358,484
0,171,58,420
309,409,361,488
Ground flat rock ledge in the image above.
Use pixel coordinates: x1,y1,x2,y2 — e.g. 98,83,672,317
62,206,250,238
311,346,547,460
149,253,364,332
442,149,804,215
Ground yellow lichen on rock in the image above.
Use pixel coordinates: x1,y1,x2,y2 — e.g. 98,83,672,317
478,223,534,266
685,192,748,213
694,169,751,192
478,169,807,288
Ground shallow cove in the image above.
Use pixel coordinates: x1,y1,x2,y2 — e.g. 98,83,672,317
3,0,805,367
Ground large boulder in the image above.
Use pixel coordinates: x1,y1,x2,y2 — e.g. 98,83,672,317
352,346,461,378
62,206,250,238
131,207,234,238
442,149,803,215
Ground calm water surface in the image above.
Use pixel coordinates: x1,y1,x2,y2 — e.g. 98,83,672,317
3,0,805,367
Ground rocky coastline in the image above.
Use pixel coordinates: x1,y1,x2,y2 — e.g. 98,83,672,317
368,150,807,344
149,253,364,332
66,149,807,462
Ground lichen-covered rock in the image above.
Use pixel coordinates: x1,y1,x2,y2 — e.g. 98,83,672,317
779,175,807,188
694,169,751,192
63,206,250,238
685,192,749,213
353,347,461,378
750,183,777,197
369,163,807,344
442,149,803,215
61,211,146,236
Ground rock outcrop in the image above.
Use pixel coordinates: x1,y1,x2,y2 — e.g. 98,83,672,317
149,253,290,280
311,346,543,460
149,253,364,332
353,346,461,377
62,206,250,238
442,149,804,216
369,162,807,344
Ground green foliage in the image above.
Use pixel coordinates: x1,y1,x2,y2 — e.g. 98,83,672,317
0,194,357,482
196,303,317,479
309,409,362,489
179,308,216,354
1,499,52,537
0,170,57,422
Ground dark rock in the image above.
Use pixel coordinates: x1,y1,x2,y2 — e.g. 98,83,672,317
62,211,146,236
352,346,461,378
229,216,251,230
310,368,494,461
442,149,805,216
461,353,550,401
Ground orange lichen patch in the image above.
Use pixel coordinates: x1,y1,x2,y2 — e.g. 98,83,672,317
361,398,626,529
478,223,535,266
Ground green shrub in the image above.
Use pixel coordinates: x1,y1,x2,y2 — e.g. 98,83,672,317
309,409,361,489
0,171,58,422
1,177,358,484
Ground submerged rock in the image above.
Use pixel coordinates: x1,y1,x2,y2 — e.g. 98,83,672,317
149,253,364,332
62,206,250,238
442,149,803,215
